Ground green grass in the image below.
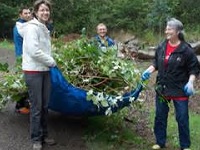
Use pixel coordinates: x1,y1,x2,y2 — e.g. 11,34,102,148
189,112,200,149
0,39,14,50
84,110,151,150
84,106,153,150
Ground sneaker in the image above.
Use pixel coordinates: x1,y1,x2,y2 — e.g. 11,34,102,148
16,107,30,114
43,137,56,145
152,144,161,149
33,142,42,150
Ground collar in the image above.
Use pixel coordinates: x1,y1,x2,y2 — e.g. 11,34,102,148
17,18,27,23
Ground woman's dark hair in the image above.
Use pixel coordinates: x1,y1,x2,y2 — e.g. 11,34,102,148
178,32,185,41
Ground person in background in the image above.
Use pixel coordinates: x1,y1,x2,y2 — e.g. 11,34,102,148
17,0,56,149
13,6,31,57
46,18,54,36
94,23,115,51
141,18,199,150
13,6,31,114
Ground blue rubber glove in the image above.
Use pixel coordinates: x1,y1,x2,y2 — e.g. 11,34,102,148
184,81,194,96
141,70,151,81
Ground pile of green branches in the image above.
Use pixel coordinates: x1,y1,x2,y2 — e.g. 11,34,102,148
53,37,141,95
0,60,27,109
0,37,142,110
53,37,142,114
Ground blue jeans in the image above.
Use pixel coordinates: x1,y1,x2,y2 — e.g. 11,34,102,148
154,95,190,149
24,72,51,143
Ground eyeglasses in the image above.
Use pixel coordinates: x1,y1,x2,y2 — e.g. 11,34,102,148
38,9,50,12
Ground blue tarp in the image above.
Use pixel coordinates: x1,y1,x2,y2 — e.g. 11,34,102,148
49,67,143,116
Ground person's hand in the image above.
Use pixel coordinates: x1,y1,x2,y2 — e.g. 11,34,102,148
184,81,194,96
50,61,57,68
141,70,151,81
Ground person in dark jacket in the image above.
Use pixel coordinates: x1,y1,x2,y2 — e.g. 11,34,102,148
141,18,199,150
93,23,115,51
13,6,31,114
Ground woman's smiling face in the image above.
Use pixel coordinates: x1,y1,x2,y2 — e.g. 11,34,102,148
35,3,50,24
165,25,179,41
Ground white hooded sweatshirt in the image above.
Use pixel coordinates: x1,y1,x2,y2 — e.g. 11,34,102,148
17,18,56,71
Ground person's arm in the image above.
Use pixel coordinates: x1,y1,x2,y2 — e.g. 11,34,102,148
107,36,115,47
13,25,23,57
188,74,196,83
144,65,156,74
141,65,156,81
184,74,196,96
183,45,200,96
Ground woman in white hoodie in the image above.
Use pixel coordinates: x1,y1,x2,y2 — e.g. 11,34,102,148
18,0,56,149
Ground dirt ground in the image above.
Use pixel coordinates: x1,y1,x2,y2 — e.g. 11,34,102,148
0,47,200,150
0,102,87,150
0,48,87,150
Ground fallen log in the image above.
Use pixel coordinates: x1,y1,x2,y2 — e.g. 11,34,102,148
117,36,200,61
190,41,200,55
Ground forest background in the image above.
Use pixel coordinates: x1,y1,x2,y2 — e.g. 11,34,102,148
1,0,200,42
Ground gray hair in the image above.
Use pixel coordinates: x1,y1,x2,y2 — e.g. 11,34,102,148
167,18,183,32
167,18,185,41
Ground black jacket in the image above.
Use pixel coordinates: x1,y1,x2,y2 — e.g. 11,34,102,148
153,40,199,97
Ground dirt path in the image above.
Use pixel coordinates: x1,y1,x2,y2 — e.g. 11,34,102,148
0,48,87,150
